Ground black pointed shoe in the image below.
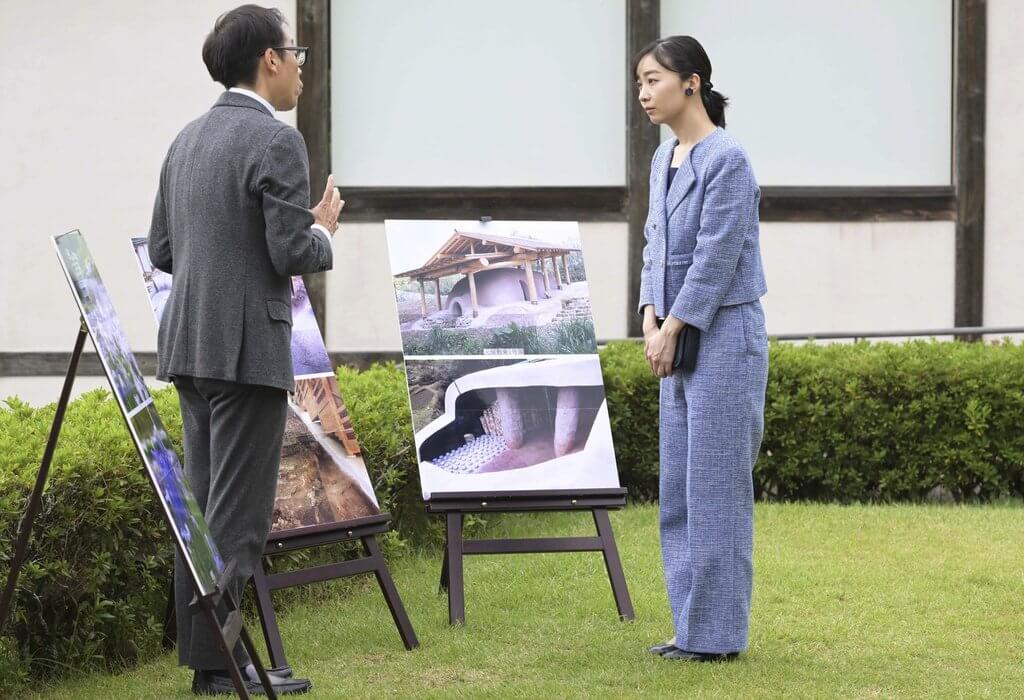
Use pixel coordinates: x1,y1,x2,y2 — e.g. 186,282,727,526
648,640,678,655
191,665,312,695
661,648,740,662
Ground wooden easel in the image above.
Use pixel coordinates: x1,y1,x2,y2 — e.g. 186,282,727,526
0,324,277,699
250,514,419,673
428,488,634,625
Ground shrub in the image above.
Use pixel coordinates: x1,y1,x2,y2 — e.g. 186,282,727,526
600,338,1024,503
0,390,177,679
600,342,660,500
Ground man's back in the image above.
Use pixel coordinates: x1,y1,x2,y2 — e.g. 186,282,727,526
149,91,332,391
149,8,337,693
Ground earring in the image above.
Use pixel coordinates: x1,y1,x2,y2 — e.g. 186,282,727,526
684,87,694,96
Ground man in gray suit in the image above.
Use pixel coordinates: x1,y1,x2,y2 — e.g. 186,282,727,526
147,5,341,695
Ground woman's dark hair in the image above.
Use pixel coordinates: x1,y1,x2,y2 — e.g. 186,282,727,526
633,35,728,128
202,5,287,89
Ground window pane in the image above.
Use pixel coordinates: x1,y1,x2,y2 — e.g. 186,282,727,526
330,0,627,187
661,0,952,186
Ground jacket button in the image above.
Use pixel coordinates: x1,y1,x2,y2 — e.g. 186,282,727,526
652,224,657,230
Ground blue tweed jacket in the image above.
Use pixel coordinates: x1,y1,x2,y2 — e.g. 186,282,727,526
638,128,767,331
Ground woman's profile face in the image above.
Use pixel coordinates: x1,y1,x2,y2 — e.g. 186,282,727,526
636,53,687,125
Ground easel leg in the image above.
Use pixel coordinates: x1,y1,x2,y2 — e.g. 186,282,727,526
251,560,289,671
238,620,277,700
194,585,278,699
446,512,465,625
362,535,419,650
196,598,254,700
439,542,450,593
0,324,87,630
161,576,176,651
593,508,635,621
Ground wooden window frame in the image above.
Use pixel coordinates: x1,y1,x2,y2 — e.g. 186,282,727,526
296,0,984,339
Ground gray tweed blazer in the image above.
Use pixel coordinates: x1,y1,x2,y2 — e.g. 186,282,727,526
147,91,333,391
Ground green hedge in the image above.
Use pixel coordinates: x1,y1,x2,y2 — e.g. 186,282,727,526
2,338,1024,685
603,339,1024,502
0,390,179,687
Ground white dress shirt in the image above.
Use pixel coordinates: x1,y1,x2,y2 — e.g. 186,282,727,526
228,87,333,241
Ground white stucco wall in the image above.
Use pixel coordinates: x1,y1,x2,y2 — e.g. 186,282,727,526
984,0,1024,328
0,0,296,357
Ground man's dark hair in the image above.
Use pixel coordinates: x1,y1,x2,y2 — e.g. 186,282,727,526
202,5,287,89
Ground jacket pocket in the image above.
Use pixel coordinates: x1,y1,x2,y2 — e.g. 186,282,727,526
266,299,292,325
741,302,767,355
666,252,693,267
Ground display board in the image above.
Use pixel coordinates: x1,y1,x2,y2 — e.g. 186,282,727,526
132,239,380,536
385,220,621,499
54,231,223,597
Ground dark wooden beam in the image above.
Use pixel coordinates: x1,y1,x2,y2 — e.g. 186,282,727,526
0,351,404,377
626,0,660,337
336,186,626,222
954,0,986,332
759,187,956,222
0,352,159,377
296,0,331,335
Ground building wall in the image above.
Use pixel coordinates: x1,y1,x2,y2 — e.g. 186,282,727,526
985,0,1024,329
1,1,1020,405
0,0,296,357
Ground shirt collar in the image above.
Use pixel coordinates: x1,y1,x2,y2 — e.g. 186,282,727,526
228,87,276,116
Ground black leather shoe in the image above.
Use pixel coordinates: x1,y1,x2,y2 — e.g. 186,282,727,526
661,648,740,663
191,666,312,695
242,664,312,694
648,640,678,655
243,663,295,681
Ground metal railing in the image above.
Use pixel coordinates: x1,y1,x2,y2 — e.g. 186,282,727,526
769,326,1024,342
604,326,1024,345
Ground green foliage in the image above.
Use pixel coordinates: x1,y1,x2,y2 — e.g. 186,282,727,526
566,250,586,283
404,327,484,355
490,323,545,354
599,342,661,500
0,635,27,696
334,362,435,543
601,338,1024,503
554,318,598,354
0,389,177,680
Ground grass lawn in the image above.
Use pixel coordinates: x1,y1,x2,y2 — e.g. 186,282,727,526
28,503,1024,698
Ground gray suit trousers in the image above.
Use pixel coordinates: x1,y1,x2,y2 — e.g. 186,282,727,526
659,300,768,654
172,376,287,670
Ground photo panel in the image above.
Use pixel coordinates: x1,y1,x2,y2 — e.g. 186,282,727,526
290,276,333,378
56,232,149,414
385,220,597,356
54,231,223,597
129,402,223,595
407,355,619,499
131,238,381,536
278,377,380,532
130,237,171,323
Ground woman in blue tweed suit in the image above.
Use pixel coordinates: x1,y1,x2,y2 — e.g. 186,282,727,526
634,36,769,662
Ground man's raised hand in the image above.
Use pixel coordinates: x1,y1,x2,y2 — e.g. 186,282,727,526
311,174,344,235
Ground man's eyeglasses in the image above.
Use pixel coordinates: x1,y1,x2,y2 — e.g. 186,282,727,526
268,46,308,67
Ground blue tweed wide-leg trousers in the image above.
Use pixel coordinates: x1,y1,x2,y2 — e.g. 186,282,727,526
658,300,768,654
